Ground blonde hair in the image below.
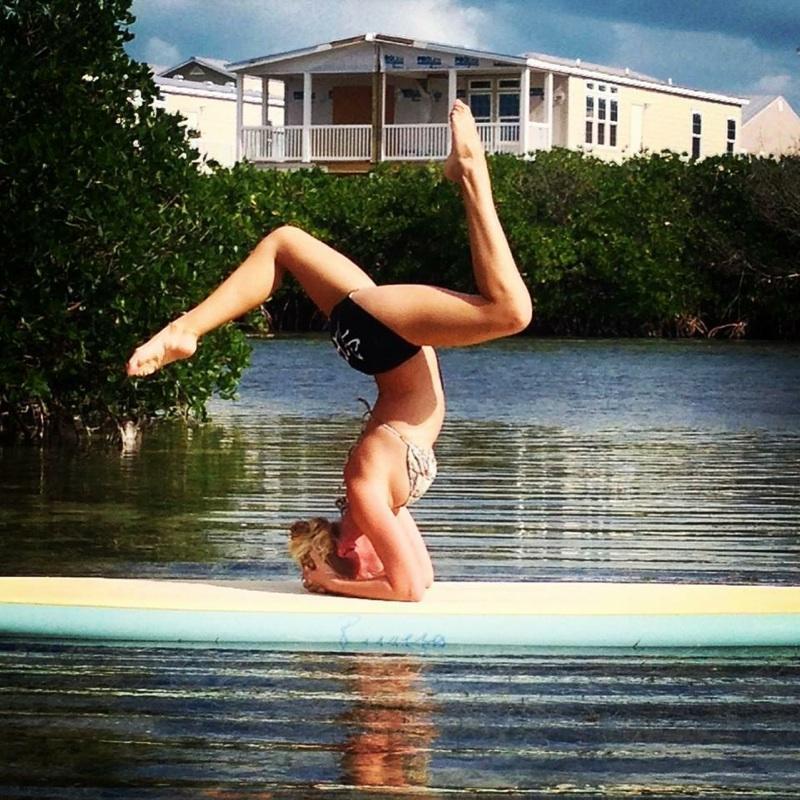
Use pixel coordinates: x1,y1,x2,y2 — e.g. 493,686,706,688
288,517,338,569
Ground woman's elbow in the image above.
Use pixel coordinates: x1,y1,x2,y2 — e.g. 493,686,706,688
389,575,427,602
401,584,427,603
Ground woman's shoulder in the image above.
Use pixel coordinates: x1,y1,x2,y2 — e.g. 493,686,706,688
344,431,394,478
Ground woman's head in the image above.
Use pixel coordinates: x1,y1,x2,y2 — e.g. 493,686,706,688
288,516,340,569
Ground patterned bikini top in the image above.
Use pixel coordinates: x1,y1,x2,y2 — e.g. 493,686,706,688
335,407,437,512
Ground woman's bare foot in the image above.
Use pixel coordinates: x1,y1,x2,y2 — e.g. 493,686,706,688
443,99,489,183
126,320,198,377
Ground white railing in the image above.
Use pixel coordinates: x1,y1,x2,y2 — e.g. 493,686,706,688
243,124,370,162
242,125,303,161
384,123,450,160
311,124,371,161
478,122,535,154
528,122,550,152
243,122,552,162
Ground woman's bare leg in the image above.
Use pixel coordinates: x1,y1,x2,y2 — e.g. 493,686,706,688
126,226,374,376
126,100,531,376
351,100,533,346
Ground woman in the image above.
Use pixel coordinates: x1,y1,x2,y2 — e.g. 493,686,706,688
126,100,533,602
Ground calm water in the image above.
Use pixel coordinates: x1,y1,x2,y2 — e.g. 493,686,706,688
2,337,800,796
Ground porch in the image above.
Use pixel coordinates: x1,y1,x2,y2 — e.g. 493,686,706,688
240,120,551,163
228,34,559,168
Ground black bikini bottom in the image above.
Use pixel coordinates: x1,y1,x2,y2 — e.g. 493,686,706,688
329,293,421,376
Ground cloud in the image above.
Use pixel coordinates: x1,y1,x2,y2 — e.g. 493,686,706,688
127,0,800,110
510,0,800,52
607,21,799,100
143,36,181,66
754,74,793,94
130,0,492,62
274,0,491,50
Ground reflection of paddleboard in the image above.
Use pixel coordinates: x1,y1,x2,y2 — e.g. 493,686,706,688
1,577,799,649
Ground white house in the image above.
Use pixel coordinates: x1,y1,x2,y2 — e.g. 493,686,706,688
153,57,285,166
740,95,800,156
225,32,748,170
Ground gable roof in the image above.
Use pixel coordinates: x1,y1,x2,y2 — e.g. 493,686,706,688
524,51,746,105
742,94,799,124
160,56,236,81
525,51,664,85
154,73,261,101
227,32,528,72
226,32,747,106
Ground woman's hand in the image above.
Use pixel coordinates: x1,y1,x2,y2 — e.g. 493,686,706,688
302,557,337,595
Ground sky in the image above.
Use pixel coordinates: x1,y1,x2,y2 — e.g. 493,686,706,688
127,0,800,109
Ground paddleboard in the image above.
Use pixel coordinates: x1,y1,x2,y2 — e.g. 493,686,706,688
1,577,799,650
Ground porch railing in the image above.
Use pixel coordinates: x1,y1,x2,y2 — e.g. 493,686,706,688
312,124,371,160
528,122,550,151
243,122,550,162
242,125,303,161
384,123,450,160
477,122,550,154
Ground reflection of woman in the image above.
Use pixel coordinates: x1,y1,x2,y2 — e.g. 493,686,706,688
126,100,532,602
339,656,436,789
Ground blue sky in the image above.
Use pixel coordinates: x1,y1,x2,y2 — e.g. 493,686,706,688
127,0,800,108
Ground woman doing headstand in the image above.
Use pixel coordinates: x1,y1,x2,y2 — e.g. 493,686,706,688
126,100,533,602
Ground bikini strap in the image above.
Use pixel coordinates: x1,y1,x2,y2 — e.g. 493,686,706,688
379,422,411,447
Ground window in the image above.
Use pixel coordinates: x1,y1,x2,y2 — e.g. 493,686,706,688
468,79,492,121
585,82,619,148
691,112,702,159
498,92,520,118
467,78,522,136
498,79,520,120
497,87,520,142
726,118,736,155
469,93,492,121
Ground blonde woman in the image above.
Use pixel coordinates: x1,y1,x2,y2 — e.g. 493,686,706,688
126,100,532,602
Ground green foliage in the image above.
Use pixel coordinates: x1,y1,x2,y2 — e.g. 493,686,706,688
0,0,250,441
223,150,799,339
1,0,797,443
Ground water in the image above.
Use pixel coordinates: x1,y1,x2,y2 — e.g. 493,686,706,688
2,337,800,796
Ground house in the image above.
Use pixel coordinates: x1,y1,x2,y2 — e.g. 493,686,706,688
225,32,747,170
153,57,285,166
740,95,800,156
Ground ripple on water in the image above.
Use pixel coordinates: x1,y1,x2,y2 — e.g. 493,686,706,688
1,337,799,796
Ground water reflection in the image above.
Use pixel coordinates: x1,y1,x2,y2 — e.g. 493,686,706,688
339,656,436,789
2,336,800,797
1,339,799,584
0,423,253,574
3,643,798,796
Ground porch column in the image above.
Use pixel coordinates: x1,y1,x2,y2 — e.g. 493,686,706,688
261,77,270,125
370,48,383,164
379,70,387,161
302,71,312,163
544,71,554,150
448,69,458,151
235,72,244,161
448,68,458,107
520,67,531,156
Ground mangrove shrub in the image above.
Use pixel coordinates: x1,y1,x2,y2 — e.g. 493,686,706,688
0,0,250,442
2,0,798,442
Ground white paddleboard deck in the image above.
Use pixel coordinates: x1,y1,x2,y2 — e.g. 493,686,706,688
1,577,799,649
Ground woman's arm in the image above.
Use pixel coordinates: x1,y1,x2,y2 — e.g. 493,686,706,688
396,507,434,589
303,562,423,602
303,479,428,602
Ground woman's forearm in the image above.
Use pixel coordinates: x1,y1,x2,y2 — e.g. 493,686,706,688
318,574,426,602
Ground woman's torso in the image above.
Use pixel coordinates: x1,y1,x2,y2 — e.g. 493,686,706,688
345,346,445,510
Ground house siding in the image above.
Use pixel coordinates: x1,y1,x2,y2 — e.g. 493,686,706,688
567,77,742,160
159,82,283,166
741,99,800,155
227,34,748,166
